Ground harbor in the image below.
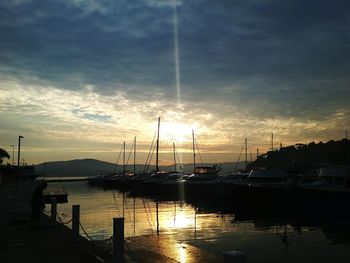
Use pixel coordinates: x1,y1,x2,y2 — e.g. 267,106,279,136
1,0,350,262
33,181,350,262
2,159,350,263
0,175,229,263
1,137,350,262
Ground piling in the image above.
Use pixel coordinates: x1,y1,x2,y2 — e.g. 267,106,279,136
50,197,57,225
113,217,125,263
72,205,80,240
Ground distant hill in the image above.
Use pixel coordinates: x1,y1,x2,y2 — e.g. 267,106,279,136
35,158,246,177
248,139,350,172
35,159,116,177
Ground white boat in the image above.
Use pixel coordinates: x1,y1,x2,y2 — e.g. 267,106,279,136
302,165,350,192
247,168,298,188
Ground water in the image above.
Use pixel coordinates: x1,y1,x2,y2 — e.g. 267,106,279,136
51,181,350,262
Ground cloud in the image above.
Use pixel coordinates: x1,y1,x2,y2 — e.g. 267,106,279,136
146,0,183,8
1,0,350,163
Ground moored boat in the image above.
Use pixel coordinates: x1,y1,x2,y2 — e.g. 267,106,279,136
186,165,220,182
299,165,350,206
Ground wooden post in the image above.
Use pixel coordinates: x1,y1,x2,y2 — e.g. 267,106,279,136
50,197,57,225
113,217,125,263
72,205,80,240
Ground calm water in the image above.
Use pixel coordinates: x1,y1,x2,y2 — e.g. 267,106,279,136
49,181,350,263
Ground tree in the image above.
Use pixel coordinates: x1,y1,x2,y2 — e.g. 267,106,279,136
0,148,10,165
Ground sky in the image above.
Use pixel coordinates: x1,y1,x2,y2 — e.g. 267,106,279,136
0,0,349,165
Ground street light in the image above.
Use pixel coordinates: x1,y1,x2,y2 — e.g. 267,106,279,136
17,135,24,167
9,145,15,166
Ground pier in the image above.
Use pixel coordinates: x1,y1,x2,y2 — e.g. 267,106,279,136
0,180,224,263
0,182,112,263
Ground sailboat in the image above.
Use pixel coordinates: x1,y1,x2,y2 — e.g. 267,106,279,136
88,141,128,186
186,130,220,182
157,142,185,184
119,117,165,186
89,136,138,186
219,138,250,183
142,118,188,185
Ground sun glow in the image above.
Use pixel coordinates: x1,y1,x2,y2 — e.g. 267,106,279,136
161,122,194,143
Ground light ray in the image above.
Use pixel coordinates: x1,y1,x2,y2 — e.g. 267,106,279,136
173,0,181,106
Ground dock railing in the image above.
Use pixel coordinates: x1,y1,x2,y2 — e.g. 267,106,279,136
47,202,129,263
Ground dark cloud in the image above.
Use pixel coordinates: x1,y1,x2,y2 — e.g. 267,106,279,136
1,0,350,121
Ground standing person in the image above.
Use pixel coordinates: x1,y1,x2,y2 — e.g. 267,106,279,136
30,180,47,226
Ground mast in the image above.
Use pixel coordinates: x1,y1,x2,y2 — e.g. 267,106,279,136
17,135,23,167
280,134,283,149
271,133,274,151
134,136,136,175
173,142,177,172
245,138,248,171
123,141,126,176
192,129,196,171
156,117,160,172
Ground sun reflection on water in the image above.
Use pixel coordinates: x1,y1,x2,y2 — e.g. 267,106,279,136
162,209,196,230
176,243,188,263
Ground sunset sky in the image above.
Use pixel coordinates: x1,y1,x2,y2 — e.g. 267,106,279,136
0,0,349,165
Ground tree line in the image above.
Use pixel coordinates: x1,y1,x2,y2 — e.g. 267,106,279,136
248,139,350,172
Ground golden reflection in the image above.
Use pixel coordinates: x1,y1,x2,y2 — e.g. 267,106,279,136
176,243,188,263
177,181,185,202
161,207,196,230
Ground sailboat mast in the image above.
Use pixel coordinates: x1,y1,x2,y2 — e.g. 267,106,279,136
192,129,196,171
123,141,126,176
156,117,160,172
134,136,136,175
173,142,177,172
245,138,248,171
271,132,274,151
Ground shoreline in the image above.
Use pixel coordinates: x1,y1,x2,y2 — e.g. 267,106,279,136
0,181,113,263
0,181,224,263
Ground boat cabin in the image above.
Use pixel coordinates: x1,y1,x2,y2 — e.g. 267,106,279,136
248,169,292,184
316,166,350,190
194,166,218,175
187,166,220,181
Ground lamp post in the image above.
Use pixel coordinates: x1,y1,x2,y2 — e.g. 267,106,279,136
9,145,15,166
17,135,24,167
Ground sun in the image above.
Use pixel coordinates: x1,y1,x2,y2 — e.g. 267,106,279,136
161,122,194,143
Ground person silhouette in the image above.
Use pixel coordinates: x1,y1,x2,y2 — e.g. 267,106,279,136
30,180,47,226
